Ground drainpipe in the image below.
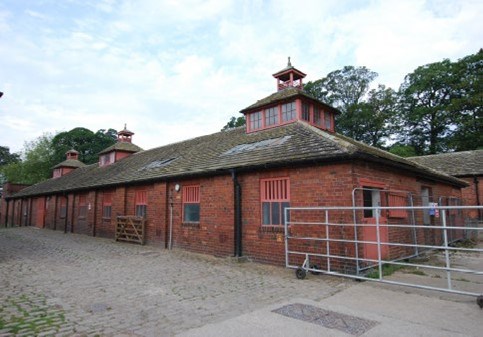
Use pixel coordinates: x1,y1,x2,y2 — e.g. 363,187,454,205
231,170,242,257
474,176,482,219
5,200,9,227
93,190,98,237
169,189,173,250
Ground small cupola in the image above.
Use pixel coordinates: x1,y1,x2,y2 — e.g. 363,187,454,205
272,57,306,91
98,124,143,167
239,58,339,134
52,149,86,178
117,124,134,143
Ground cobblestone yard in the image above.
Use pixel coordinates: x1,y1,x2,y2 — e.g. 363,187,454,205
0,227,348,336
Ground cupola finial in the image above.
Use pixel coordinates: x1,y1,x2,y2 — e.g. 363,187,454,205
287,56,291,67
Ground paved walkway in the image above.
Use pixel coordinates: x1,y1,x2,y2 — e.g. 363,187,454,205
0,227,347,336
1,227,481,337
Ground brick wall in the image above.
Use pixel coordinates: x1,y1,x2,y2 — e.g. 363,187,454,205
3,159,465,269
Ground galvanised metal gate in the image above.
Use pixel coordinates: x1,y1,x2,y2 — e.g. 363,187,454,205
284,204,483,305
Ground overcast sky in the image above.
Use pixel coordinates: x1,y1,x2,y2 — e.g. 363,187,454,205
0,0,481,154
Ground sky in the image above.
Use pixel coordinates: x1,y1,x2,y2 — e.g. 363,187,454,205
0,0,481,154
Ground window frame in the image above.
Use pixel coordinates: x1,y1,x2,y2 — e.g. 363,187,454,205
264,106,279,126
281,102,296,122
301,102,310,122
78,194,87,219
182,185,201,223
59,197,67,219
135,190,147,218
103,192,112,219
249,111,263,131
260,177,290,227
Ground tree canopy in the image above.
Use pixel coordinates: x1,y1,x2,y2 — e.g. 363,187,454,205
0,127,118,185
221,116,246,130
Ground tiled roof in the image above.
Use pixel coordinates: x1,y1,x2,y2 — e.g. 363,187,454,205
408,150,483,176
10,122,465,198
52,159,86,169
240,87,340,114
98,142,143,155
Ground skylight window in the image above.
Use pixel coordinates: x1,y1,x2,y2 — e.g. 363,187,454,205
222,136,291,156
139,158,177,170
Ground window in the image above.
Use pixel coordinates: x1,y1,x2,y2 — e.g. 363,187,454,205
103,192,112,219
79,194,87,218
135,190,147,218
249,111,262,130
53,168,62,178
183,185,200,222
60,197,67,219
100,152,115,167
281,102,296,122
261,178,290,226
314,106,322,126
388,194,408,218
302,103,310,121
363,188,381,218
265,107,279,126
325,112,332,130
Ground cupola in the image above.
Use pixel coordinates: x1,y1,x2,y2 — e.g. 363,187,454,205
272,57,306,91
52,149,86,178
239,58,339,134
98,125,143,167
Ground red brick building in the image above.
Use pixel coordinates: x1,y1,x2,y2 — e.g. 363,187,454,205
1,62,467,267
409,150,483,219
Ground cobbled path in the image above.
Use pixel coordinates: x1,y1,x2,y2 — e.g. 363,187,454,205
0,227,349,336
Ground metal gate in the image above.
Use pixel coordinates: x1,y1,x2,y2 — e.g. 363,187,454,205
284,203,483,300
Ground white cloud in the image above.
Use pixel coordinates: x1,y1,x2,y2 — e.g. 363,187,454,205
0,0,481,155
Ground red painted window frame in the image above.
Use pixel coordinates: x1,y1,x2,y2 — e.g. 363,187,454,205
78,194,87,218
134,190,147,218
260,177,290,226
182,185,200,223
103,192,112,219
53,168,62,178
60,197,67,219
387,193,408,218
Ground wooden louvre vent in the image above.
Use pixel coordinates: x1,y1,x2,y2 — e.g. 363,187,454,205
115,216,146,245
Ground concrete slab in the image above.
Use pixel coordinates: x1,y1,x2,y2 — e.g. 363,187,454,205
178,283,483,337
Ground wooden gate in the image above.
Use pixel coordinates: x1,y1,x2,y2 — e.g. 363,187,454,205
115,216,146,245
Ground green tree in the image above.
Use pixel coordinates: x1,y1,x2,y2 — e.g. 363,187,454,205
448,49,483,151
222,116,246,130
304,66,396,146
0,146,20,166
1,133,56,184
51,127,117,165
398,59,459,155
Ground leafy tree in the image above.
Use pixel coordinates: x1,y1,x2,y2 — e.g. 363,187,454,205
0,146,20,166
222,116,246,130
388,144,418,157
51,127,117,165
448,49,483,151
304,66,396,146
1,133,55,184
397,59,457,155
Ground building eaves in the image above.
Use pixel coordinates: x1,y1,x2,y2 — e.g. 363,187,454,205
408,150,483,177
98,142,143,155
239,87,340,114
52,159,86,169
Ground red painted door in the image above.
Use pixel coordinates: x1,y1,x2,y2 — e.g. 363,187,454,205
363,216,389,262
36,197,45,228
